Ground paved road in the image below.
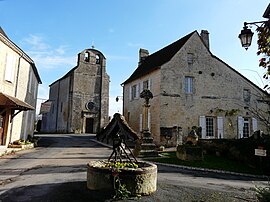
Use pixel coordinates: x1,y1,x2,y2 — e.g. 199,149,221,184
0,134,268,202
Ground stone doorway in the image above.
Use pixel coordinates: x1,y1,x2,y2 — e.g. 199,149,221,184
85,118,94,133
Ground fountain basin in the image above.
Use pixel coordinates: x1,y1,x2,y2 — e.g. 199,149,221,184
87,161,157,195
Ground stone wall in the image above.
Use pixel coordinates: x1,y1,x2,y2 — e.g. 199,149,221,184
123,31,269,146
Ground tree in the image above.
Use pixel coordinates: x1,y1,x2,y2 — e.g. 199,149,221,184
257,20,270,90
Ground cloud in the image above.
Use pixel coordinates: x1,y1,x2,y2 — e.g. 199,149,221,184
32,55,76,69
21,34,50,51
21,34,76,69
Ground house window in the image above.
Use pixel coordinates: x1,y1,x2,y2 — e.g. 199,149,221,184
143,80,149,90
84,52,89,62
243,118,250,138
187,53,194,64
206,117,214,138
131,84,138,99
185,76,193,94
243,89,251,103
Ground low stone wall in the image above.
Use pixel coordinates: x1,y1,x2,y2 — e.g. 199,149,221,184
87,161,157,195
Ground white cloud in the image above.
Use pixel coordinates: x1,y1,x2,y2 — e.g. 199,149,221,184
21,34,50,51
32,55,76,69
21,34,76,69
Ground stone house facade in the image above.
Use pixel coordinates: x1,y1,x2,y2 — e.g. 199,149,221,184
122,30,269,146
0,27,42,148
41,48,110,134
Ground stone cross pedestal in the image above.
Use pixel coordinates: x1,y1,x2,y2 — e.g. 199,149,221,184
138,90,158,158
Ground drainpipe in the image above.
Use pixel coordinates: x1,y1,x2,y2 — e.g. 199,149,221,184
9,55,23,143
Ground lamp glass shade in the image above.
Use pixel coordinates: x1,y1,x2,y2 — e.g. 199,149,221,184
238,28,254,49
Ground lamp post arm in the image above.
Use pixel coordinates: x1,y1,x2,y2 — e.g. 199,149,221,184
244,21,268,28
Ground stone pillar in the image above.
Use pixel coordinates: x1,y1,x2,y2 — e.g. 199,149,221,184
137,90,158,158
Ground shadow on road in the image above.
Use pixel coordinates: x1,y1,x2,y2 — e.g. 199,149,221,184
0,181,114,202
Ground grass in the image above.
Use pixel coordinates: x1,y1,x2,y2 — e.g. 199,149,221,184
148,152,262,175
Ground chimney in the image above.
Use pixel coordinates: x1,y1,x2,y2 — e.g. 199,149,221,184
200,30,210,49
139,48,149,65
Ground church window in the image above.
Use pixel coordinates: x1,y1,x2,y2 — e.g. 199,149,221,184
84,52,89,62
96,55,100,64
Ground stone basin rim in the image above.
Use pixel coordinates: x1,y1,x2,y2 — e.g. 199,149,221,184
87,160,157,174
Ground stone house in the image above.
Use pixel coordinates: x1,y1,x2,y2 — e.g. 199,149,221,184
0,27,42,148
41,48,110,134
122,30,269,146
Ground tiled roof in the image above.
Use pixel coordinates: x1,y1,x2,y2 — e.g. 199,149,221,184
122,31,196,84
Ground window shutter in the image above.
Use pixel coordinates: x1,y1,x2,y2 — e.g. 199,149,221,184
238,116,244,138
140,81,143,93
199,116,206,139
148,79,151,91
139,114,142,132
252,118,258,132
136,84,139,98
129,86,132,101
217,117,223,139
148,111,151,131
5,53,16,82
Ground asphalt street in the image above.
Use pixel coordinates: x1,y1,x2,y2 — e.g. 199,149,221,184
0,134,268,202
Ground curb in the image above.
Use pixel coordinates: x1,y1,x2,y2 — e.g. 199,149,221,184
91,137,270,180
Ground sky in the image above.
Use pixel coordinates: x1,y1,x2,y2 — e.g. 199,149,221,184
0,0,269,117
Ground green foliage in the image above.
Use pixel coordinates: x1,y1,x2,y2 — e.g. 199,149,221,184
113,176,131,200
215,108,240,116
254,184,270,202
256,21,270,90
149,151,264,175
13,139,32,145
103,161,139,200
104,161,138,169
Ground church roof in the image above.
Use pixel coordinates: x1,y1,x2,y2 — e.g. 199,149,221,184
122,31,196,84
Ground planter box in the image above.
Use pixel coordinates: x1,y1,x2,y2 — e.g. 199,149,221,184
8,143,34,150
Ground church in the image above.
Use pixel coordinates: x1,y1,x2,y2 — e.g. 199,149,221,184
41,48,110,134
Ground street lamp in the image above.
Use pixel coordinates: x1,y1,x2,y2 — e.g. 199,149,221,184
239,21,267,50
239,4,270,50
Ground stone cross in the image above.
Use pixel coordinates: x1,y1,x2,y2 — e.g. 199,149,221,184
140,89,153,131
